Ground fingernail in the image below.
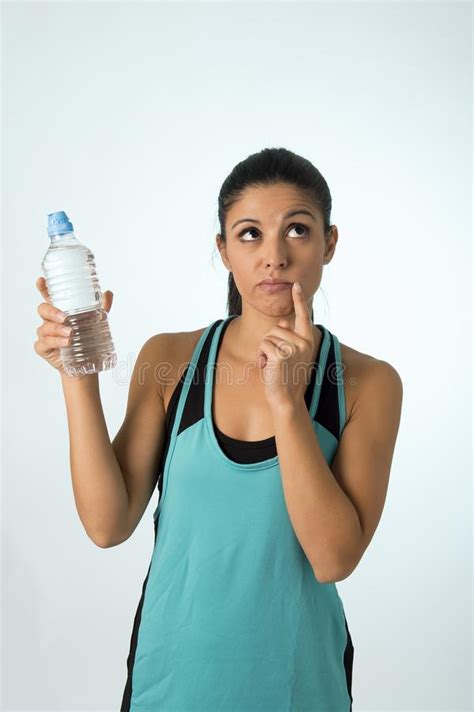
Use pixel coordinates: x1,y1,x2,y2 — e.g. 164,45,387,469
294,282,302,293
56,312,66,322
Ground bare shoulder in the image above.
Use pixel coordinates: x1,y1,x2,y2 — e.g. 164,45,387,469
143,325,208,410
338,339,403,422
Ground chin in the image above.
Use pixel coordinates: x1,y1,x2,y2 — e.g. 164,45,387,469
261,306,295,318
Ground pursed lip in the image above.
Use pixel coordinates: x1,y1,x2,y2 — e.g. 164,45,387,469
258,278,293,285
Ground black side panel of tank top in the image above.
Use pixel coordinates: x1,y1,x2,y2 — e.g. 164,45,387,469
119,511,160,711
343,614,355,709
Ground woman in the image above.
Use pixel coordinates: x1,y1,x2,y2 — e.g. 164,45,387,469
34,147,403,711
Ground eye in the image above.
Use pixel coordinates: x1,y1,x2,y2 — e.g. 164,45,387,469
288,223,309,238
238,223,310,242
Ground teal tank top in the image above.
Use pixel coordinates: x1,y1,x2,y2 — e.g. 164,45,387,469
121,316,354,711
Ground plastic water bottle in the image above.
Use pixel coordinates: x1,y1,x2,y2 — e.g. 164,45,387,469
41,210,117,377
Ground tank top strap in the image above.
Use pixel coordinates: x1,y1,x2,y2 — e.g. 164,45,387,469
331,331,347,438
171,318,223,443
307,324,332,421
311,327,348,443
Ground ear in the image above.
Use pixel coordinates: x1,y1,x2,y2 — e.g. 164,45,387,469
323,225,338,265
216,233,232,272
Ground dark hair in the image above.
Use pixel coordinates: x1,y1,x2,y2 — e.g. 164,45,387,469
216,147,333,321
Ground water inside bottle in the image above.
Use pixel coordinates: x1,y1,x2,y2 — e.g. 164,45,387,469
60,307,117,377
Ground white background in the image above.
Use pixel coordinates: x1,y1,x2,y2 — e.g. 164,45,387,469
2,1,472,710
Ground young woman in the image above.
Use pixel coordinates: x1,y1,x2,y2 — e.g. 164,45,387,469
34,147,403,711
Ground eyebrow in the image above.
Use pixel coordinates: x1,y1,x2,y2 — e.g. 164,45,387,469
231,208,317,231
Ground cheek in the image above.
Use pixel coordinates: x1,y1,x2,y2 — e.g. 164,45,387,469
301,262,323,292
229,250,255,281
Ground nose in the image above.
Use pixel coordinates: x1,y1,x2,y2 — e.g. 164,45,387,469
266,257,288,269
265,246,288,269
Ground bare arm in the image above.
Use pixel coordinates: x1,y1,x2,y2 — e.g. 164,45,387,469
61,372,128,547
110,334,168,543
61,334,168,547
272,358,403,582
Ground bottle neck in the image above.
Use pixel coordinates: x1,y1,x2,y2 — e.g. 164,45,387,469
49,231,77,245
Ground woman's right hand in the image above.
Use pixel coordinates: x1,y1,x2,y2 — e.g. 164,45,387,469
34,276,114,374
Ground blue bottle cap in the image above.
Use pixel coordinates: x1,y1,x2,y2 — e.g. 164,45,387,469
47,211,74,237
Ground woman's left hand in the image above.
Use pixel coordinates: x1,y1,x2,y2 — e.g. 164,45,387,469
257,282,316,411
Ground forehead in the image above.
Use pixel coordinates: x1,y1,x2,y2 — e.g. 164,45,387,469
227,182,317,219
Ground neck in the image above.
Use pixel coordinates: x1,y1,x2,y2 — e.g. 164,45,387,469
226,302,319,365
